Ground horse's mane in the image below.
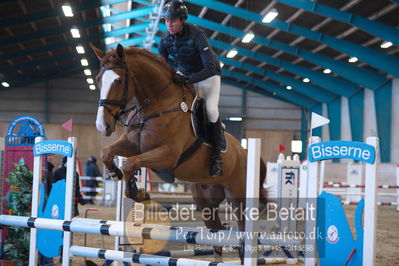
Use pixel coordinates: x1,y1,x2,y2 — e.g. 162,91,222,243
123,47,175,75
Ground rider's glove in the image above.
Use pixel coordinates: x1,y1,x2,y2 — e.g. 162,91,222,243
173,72,189,85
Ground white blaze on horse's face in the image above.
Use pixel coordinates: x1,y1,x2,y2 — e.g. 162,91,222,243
96,70,120,136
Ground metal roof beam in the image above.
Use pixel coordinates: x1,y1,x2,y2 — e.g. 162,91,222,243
222,70,317,108
0,66,83,91
0,23,149,65
0,62,82,91
0,0,131,28
221,57,337,103
221,78,278,99
103,23,149,38
106,36,147,49
158,23,360,97
185,0,399,78
276,0,399,46
210,38,359,97
150,38,312,106
132,0,153,6
186,15,387,90
1,52,95,77
0,7,152,48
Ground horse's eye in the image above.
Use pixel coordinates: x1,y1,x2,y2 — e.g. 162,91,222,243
114,79,122,85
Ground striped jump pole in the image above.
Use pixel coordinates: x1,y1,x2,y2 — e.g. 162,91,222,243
69,246,238,266
153,249,215,257
69,246,288,265
0,215,302,247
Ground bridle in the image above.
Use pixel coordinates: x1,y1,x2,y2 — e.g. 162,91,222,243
98,64,175,125
98,65,133,122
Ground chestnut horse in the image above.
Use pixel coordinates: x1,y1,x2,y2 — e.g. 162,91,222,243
92,44,267,257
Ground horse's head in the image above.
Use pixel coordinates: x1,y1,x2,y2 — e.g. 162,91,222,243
92,44,133,136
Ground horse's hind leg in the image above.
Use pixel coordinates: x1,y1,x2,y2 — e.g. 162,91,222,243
191,184,226,261
224,182,248,264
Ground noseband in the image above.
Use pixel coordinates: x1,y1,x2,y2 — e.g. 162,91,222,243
98,65,132,121
98,64,174,124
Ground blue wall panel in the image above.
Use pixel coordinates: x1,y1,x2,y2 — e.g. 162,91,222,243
328,97,341,141
375,83,392,162
349,90,364,142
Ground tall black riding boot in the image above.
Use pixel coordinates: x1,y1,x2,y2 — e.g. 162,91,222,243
209,118,223,177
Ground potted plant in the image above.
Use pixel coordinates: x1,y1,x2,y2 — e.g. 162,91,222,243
2,158,32,265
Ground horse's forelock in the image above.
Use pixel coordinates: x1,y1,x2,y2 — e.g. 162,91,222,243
100,52,124,67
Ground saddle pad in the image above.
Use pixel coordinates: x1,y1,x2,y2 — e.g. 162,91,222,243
190,95,227,153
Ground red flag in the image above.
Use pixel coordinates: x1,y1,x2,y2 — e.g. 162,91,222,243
62,119,73,133
279,144,285,153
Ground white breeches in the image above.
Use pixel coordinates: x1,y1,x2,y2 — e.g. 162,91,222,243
196,75,221,123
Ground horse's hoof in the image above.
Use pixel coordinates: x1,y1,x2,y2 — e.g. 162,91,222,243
136,189,151,202
125,178,139,199
107,165,123,181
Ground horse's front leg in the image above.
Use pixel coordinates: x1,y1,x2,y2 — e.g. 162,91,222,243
121,145,176,202
101,133,140,181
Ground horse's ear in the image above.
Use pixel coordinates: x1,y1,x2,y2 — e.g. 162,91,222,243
116,43,125,61
91,43,105,60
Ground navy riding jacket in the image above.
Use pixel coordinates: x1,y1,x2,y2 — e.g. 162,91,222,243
159,23,221,84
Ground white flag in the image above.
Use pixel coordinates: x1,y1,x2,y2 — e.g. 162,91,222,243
311,112,330,130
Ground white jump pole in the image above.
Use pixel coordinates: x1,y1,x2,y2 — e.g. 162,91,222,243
62,137,77,266
396,163,399,212
304,136,320,266
0,214,302,247
363,137,378,266
69,246,238,266
244,138,260,266
29,137,44,266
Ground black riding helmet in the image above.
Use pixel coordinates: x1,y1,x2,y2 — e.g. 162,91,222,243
161,0,188,20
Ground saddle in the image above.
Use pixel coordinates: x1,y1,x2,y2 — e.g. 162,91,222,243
190,92,227,152
151,86,227,183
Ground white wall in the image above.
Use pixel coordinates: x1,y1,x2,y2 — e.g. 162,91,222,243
220,84,302,132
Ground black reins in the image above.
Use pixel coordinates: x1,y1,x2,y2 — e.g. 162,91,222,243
98,65,132,121
99,63,201,166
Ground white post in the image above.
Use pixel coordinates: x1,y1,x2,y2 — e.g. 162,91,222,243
244,138,260,266
113,156,126,265
304,136,320,266
318,160,325,195
265,162,278,199
29,137,44,266
396,164,399,212
298,160,308,209
363,137,378,266
114,179,123,266
346,163,363,203
276,153,284,202
62,137,77,266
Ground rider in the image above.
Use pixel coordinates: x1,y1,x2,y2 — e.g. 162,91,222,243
158,0,223,177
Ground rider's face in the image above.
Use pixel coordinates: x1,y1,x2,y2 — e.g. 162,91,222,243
165,18,184,35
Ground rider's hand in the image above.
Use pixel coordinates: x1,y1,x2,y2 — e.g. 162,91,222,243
173,73,188,85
